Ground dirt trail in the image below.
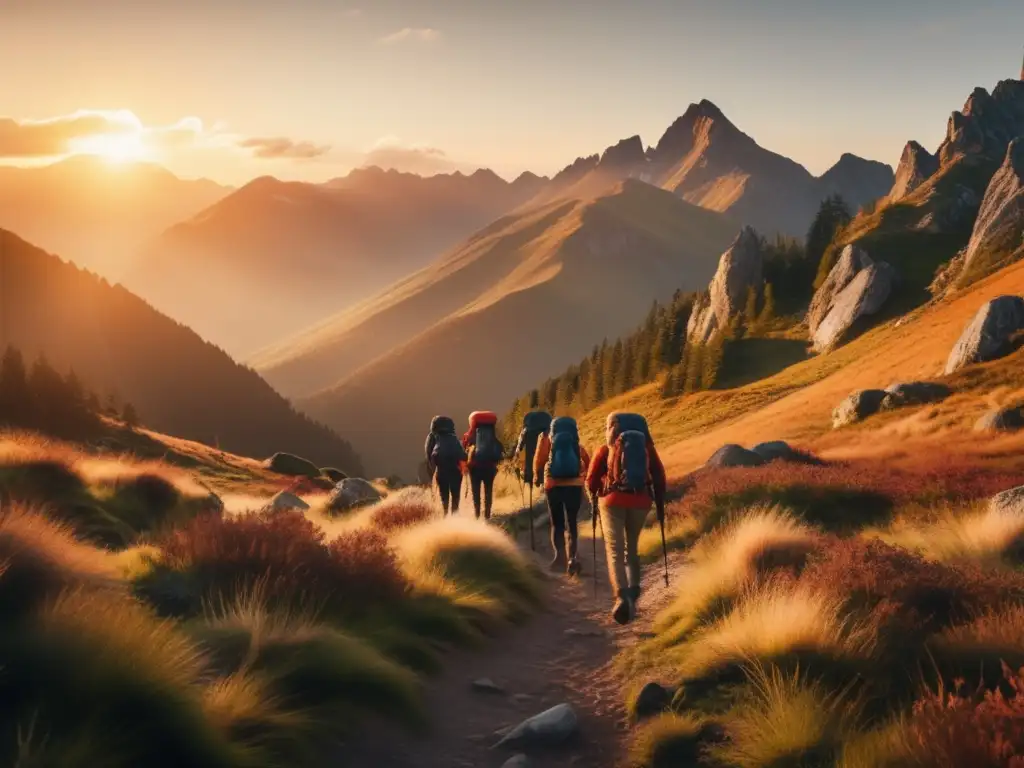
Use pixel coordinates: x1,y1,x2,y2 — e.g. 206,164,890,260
344,513,681,768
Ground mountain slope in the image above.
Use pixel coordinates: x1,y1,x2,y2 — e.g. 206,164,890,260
0,156,229,278
125,167,547,357
288,180,740,475
0,228,363,473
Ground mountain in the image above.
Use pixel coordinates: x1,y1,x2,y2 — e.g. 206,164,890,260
0,156,229,278
272,180,739,476
124,166,548,358
0,228,363,473
532,100,894,236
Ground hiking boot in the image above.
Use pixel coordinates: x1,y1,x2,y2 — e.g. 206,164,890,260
567,558,582,577
549,528,567,572
628,585,641,602
612,590,634,625
549,552,568,572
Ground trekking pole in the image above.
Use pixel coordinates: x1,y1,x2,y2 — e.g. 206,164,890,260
528,481,535,551
659,515,670,587
515,471,527,542
590,492,599,598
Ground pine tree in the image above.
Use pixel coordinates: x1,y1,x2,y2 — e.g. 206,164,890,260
621,342,636,393
660,366,677,398
808,194,852,288
742,286,759,337
702,333,726,389
759,282,777,329
122,402,140,428
684,344,703,393
0,346,31,423
605,339,623,396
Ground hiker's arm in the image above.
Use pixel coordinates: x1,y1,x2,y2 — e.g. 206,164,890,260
533,435,550,485
424,434,436,469
579,444,591,473
586,445,608,497
649,444,667,521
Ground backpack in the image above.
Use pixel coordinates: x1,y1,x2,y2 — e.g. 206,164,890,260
606,411,650,442
430,415,464,468
547,416,581,479
468,411,502,464
430,415,455,434
519,410,552,483
607,429,651,494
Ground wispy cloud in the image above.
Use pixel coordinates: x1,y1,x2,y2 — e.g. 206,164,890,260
237,136,331,160
361,136,460,174
378,27,440,45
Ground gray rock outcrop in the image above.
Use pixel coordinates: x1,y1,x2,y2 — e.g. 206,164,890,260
974,406,1024,433
811,248,896,352
633,682,675,722
269,490,309,512
938,81,1024,167
879,381,952,410
832,389,887,428
890,141,939,201
962,139,1024,279
944,295,1024,374
494,703,579,750
705,444,765,469
751,441,798,462
991,485,1024,516
687,227,763,344
325,477,383,514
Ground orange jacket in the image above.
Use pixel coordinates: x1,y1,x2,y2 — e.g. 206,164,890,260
533,434,591,490
585,440,667,509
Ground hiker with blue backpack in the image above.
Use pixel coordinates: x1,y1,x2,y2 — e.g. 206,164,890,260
463,411,505,520
586,411,667,625
533,416,590,575
425,415,467,515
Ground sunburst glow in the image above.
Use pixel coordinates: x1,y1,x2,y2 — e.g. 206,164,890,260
68,131,151,164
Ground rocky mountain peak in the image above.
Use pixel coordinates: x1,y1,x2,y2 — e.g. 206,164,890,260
686,226,764,344
652,99,738,163
597,135,647,170
890,141,940,201
961,138,1024,279
939,79,1024,166
550,154,600,187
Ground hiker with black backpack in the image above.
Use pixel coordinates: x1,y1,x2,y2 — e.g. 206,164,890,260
463,410,504,520
514,410,552,549
425,415,467,515
533,416,590,575
585,411,667,625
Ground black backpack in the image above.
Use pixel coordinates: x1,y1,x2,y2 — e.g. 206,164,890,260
430,416,464,468
472,423,503,464
518,410,552,483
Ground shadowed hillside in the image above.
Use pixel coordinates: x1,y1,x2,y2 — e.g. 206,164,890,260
293,180,740,476
126,167,547,357
0,229,362,473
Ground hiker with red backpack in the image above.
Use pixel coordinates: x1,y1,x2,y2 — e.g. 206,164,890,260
463,411,505,520
534,416,590,575
585,411,667,625
425,415,467,515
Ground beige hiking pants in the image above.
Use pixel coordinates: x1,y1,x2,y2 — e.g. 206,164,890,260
599,502,651,596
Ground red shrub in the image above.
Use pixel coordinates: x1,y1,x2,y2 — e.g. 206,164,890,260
158,510,408,616
907,664,1024,767
370,499,435,533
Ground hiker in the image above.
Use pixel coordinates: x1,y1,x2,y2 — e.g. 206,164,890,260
425,415,466,515
534,416,590,575
586,411,666,625
463,410,504,520
514,410,552,488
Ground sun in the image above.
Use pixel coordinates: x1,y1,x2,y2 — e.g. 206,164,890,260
68,132,151,164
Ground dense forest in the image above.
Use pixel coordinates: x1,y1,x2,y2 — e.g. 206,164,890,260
0,229,364,475
502,196,852,437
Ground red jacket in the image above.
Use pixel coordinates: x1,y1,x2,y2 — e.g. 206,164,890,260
585,440,666,509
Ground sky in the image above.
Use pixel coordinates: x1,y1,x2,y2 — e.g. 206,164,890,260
1,0,1022,186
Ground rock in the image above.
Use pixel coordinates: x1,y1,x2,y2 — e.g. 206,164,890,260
501,756,532,768
915,184,981,233
962,139,1024,280
320,467,348,483
944,295,1024,374
564,627,605,638
812,261,896,352
991,486,1024,515
634,682,675,721
269,490,309,512
832,389,888,428
890,140,939,201
751,441,796,462
511,694,534,706
597,135,646,171
325,478,383,514
808,244,873,334
705,444,765,469
938,81,1024,167
264,452,320,478
687,227,764,344
472,678,505,694
494,703,579,750
974,407,1024,432
879,381,952,410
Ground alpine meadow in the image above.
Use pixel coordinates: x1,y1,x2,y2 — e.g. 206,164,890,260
2,2,1024,767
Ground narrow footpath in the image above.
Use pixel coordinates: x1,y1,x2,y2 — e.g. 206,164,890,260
344,509,682,768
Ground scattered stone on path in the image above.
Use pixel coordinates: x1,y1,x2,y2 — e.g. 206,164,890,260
494,703,580,750
974,406,1024,432
325,477,383,514
633,682,675,722
472,678,505,694
511,693,534,706
501,755,532,768
992,485,1024,516
564,627,606,638
832,389,887,428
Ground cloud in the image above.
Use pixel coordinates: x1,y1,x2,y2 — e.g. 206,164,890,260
361,137,461,175
237,136,332,160
0,110,139,158
378,27,440,44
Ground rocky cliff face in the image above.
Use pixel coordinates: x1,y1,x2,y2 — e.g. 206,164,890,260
808,244,897,352
961,139,1024,279
890,142,940,201
597,135,647,172
687,226,763,344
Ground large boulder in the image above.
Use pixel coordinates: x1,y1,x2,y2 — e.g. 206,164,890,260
325,478,383,514
879,381,952,410
705,444,765,469
264,452,320,478
687,227,763,344
320,467,348,483
890,140,939,201
832,389,887,428
914,184,980,233
961,139,1024,280
751,441,798,463
494,703,579,750
974,406,1024,433
991,486,1024,516
812,261,897,352
807,244,872,334
269,490,309,512
944,295,1024,374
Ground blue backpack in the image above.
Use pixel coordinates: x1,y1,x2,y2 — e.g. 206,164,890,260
609,429,650,494
547,417,581,479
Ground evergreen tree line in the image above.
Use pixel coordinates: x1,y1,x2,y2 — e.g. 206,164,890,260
0,345,138,439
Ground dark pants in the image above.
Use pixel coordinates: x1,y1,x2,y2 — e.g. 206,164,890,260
547,485,583,560
435,466,462,514
469,465,498,519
